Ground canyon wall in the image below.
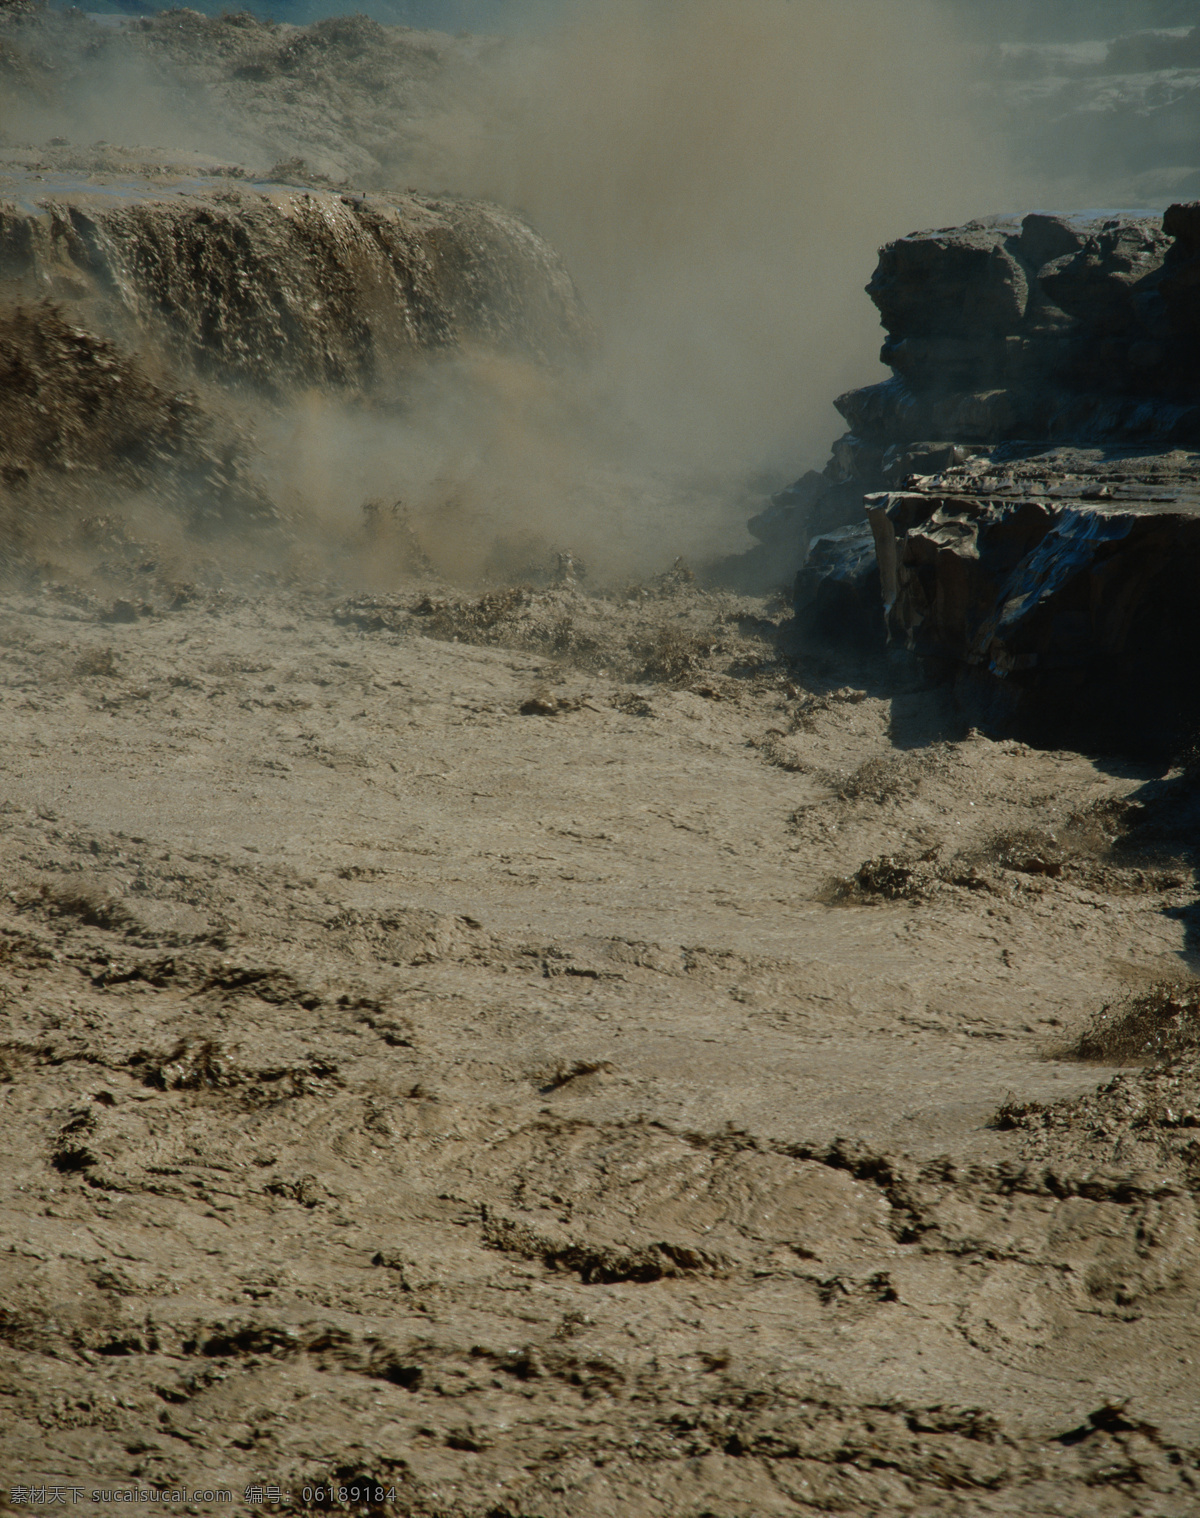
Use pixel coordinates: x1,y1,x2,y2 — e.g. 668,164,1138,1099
0,178,589,396
0,169,590,570
791,201,1200,757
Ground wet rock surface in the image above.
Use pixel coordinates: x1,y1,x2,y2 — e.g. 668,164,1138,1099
0,4,593,589
866,449,1200,755
0,162,591,589
0,303,269,524
791,524,882,654
0,174,589,394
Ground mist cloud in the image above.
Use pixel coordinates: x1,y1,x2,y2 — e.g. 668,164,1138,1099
1,0,1027,585
409,0,1016,482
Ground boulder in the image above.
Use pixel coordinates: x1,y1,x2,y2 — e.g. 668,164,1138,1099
1015,211,1100,272
833,378,922,443
1038,218,1171,335
865,219,1029,338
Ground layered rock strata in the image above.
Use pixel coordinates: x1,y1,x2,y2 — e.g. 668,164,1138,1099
0,168,589,558
866,450,1200,754
789,202,1200,755
851,204,1200,453
0,173,590,396
772,201,1200,567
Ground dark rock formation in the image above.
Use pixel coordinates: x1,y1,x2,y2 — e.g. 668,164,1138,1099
844,207,1200,456
743,468,870,584
865,451,1200,755
755,203,1200,583
789,200,1200,754
791,522,882,654
781,202,1200,529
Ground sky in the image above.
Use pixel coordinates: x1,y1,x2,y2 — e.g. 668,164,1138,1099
75,0,1199,38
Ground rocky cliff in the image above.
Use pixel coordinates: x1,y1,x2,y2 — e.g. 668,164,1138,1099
775,201,1200,552
848,204,1200,458
865,451,1200,755
790,202,1200,757
0,174,589,397
0,167,590,567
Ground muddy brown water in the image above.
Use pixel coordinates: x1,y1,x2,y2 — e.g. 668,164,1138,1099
2,4,1200,1510
1,578,1198,1516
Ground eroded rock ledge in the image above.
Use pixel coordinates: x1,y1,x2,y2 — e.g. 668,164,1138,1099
0,167,590,553
0,173,590,395
867,450,1200,754
789,202,1200,756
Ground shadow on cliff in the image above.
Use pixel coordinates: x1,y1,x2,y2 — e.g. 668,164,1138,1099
1133,709,1200,956
1106,761,1200,970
